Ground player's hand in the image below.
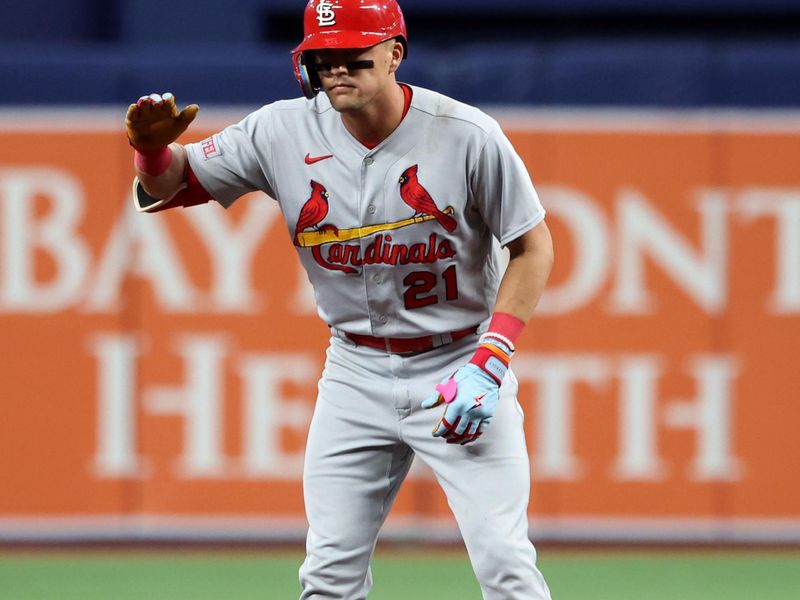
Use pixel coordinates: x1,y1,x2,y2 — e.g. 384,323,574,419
421,364,499,445
125,92,199,151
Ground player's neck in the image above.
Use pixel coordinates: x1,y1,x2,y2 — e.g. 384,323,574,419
340,82,405,148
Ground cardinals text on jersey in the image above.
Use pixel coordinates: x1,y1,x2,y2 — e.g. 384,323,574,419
293,165,459,275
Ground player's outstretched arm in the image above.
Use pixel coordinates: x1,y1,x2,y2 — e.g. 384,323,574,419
422,220,554,445
125,92,198,202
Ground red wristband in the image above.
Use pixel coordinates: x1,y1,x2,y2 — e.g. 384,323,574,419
134,146,173,177
486,312,525,345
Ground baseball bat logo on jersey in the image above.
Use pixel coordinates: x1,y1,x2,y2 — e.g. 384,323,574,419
316,0,337,27
293,166,458,274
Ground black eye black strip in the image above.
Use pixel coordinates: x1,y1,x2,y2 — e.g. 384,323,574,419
314,60,375,72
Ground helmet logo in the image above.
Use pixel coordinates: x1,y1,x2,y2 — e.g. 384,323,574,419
316,0,337,27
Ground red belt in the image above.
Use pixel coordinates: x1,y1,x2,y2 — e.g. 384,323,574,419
344,325,479,355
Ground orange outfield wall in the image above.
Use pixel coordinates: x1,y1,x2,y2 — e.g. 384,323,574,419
0,110,798,541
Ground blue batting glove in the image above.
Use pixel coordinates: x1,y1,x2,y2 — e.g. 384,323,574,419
422,364,500,445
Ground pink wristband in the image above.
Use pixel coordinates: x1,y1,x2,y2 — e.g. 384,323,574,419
134,146,173,177
486,312,525,345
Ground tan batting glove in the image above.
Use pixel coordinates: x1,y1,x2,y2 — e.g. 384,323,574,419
125,92,199,151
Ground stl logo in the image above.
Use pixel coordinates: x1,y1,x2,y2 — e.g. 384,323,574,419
316,0,337,27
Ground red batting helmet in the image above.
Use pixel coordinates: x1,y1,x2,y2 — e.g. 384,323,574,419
291,0,408,99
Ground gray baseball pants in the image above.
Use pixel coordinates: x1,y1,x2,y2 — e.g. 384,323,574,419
298,333,552,599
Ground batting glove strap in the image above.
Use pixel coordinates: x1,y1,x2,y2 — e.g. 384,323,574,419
469,339,512,385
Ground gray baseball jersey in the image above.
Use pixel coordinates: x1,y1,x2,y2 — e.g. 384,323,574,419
185,85,544,337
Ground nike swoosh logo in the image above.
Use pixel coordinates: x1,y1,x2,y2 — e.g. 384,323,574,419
305,153,334,165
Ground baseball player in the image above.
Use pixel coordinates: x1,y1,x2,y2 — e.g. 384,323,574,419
125,1,554,598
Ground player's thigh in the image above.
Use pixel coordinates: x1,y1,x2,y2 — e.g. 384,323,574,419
303,372,413,544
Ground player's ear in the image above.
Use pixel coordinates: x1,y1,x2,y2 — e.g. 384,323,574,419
389,39,403,72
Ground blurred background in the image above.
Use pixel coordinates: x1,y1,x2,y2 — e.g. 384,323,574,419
1,1,799,598
3,0,800,106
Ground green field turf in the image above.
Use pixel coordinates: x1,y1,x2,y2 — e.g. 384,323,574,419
1,548,798,599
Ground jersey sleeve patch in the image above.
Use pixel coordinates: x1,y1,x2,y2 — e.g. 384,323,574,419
200,135,223,160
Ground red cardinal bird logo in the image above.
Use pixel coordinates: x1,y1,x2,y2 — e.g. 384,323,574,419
398,165,457,233
294,180,337,245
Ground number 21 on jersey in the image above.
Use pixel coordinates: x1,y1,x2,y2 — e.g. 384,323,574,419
403,265,459,309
